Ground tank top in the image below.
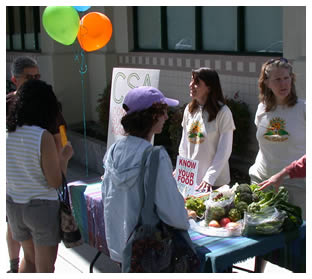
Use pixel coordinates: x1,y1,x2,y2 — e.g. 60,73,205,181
6,125,58,203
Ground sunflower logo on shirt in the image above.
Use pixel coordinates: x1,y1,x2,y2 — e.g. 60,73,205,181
188,120,205,144
263,117,289,142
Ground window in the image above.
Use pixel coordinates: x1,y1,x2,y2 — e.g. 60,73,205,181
6,6,41,51
167,7,196,51
134,6,283,55
202,7,237,51
245,7,282,52
136,7,162,49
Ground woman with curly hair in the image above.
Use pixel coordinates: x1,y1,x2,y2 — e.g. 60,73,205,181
101,86,191,266
6,80,73,272
249,58,306,219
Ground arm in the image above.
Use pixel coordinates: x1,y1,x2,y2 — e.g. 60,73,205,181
174,108,188,177
41,131,73,189
155,149,189,230
259,155,306,191
53,133,63,156
178,107,189,158
196,130,233,191
285,155,306,179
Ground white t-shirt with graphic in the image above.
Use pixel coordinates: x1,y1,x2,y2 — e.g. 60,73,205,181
249,99,306,186
178,104,235,186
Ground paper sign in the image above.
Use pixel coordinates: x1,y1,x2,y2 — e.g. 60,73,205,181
175,155,199,198
107,68,160,149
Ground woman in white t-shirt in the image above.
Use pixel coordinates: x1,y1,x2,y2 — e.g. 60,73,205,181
178,68,235,192
249,58,306,219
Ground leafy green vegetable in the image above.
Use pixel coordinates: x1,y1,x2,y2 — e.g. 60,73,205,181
247,202,261,213
242,206,286,236
235,184,252,195
234,183,302,234
275,199,303,231
205,206,226,224
185,197,206,217
249,184,260,192
239,192,253,204
228,208,241,222
252,192,260,202
235,201,248,214
247,187,287,213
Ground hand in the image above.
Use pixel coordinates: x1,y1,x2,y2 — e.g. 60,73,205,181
187,209,197,220
61,141,74,161
195,181,212,192
258,170,287,192
172,169,176,177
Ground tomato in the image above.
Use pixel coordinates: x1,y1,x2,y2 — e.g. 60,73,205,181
208,220,221,228
220,217,231,227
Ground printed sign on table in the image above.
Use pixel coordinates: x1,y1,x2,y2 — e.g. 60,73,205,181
107,68,160,150
175,155,199,198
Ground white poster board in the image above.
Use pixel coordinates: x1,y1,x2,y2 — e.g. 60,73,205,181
175,155,199,198
107,68,160,149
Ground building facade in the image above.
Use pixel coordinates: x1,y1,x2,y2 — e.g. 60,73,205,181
6,6,306,157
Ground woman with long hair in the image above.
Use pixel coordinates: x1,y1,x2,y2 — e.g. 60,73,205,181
178,67,235,192
249,58,306,219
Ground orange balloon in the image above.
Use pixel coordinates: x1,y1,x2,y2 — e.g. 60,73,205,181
77,12,113,52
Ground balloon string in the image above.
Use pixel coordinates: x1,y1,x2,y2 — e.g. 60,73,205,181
76,49,89,177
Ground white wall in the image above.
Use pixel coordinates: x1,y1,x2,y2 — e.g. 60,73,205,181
283,6,306,100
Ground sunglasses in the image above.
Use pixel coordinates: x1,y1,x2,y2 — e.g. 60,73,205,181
266,57,288,66
18,74,41,80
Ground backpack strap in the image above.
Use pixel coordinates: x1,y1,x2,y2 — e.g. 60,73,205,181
136,145,154,224
140,146,162,225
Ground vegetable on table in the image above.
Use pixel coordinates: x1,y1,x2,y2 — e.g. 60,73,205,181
245,185,303,232
212,192,229,202
234,183,253,205
235,201,248,214
205,206,226,224
220,217,231,227
247,186,289,213
228,208,241,222
185,196,206,217
242,206,287,236
208,220,221,228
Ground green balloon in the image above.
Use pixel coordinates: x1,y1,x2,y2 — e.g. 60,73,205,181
43,6,80,45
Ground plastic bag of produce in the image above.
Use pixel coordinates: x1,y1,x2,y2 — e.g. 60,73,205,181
242,206,287,236
204,189,234,224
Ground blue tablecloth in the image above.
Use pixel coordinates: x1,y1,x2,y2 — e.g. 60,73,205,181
68,181,306,273
189,223,306,272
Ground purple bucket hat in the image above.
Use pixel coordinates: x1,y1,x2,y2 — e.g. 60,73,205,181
123,86,179,114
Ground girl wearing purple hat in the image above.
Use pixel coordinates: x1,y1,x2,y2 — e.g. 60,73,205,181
177,68,236,192
101,86,191,266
